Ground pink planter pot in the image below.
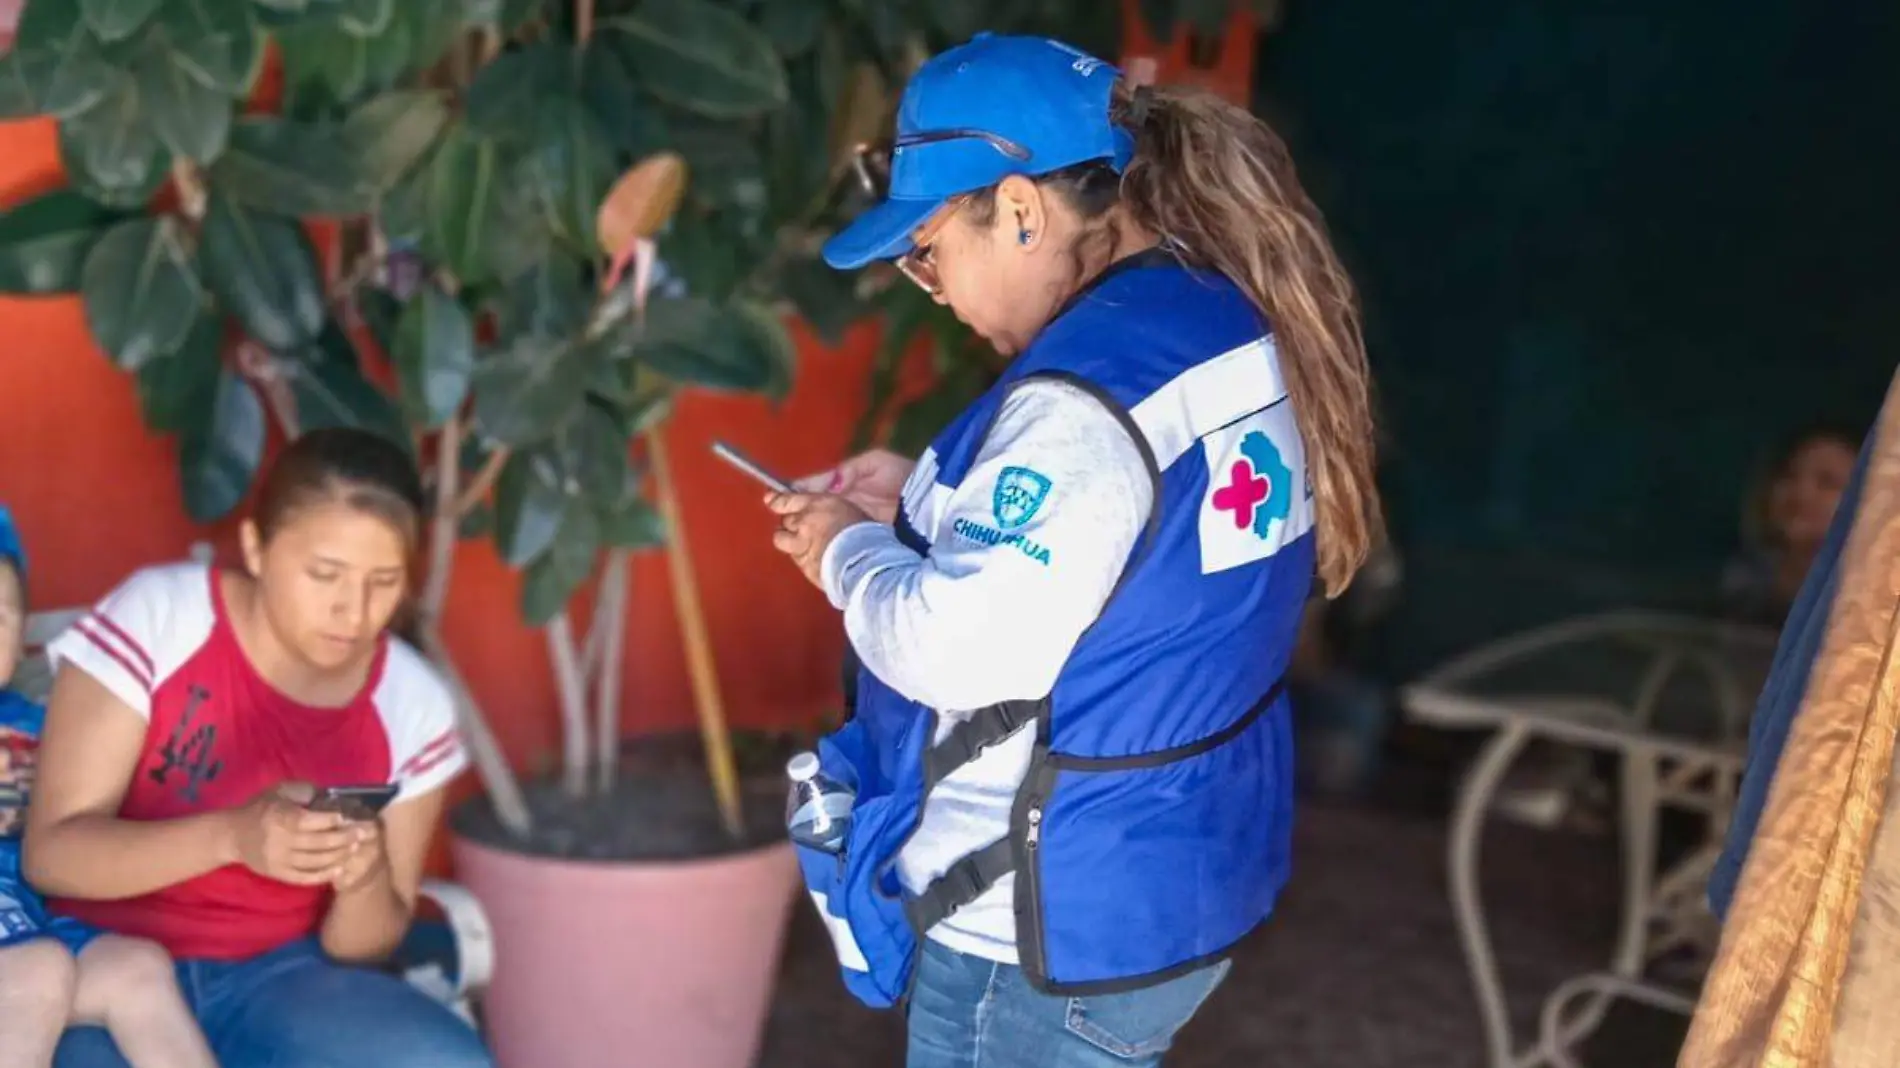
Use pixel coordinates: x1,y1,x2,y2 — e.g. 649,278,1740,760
452,833,799,1068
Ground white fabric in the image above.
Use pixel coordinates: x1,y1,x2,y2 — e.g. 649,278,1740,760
45,563,214,722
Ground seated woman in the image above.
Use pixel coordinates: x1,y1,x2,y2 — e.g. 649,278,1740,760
21,429,490,1068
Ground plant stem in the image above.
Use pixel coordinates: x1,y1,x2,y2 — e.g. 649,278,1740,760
647,428,745,837
169,159,207,222
547,612,590,798
592,549,631,794
575,0,595,44
455,446,510,518
423,417,532,837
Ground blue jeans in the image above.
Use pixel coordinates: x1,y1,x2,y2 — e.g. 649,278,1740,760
52,938,490,1068
906,941,1230,1067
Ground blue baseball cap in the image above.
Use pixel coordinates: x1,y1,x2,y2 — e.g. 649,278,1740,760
822,34,1134,271
0,505,22,580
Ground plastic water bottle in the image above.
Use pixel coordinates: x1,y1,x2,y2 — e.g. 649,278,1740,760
786,752,855,854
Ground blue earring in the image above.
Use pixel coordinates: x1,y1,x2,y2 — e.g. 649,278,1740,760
1019,228,1033,245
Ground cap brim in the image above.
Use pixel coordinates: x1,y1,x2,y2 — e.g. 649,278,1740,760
821,196,943,270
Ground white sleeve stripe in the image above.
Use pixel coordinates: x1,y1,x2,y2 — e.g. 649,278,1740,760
86,612,155,679
398,730,459,777
72,619,153,691
1130,337,1288,469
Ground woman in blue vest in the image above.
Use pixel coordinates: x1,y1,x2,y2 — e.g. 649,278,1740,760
768,33,1382,1067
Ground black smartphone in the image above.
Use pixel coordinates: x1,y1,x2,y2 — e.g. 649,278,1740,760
307,783,400,821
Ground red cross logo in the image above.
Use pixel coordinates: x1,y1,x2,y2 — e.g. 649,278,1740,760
1212,461,1270,530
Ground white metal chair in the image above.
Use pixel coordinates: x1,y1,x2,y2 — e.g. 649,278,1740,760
15,543,493,1024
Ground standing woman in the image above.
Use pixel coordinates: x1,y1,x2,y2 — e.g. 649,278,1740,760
770,33,1381,1068
24,428,489,1068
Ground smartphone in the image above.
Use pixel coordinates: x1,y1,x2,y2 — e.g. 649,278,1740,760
307,783,400,821
711,440,793,494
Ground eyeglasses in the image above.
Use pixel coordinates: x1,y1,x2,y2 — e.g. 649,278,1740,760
848,129,1033,295
849,129,1033,198
892,196,968,295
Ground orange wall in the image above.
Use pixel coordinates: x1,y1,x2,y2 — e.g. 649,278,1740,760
0,116,904,789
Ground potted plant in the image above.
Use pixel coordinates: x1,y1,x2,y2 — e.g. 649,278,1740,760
0,1,877,1063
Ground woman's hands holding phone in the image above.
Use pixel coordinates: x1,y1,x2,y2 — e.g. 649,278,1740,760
225,782,381,888
791,449,915,524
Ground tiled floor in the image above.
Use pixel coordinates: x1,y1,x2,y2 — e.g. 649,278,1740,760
758,801,1690,1067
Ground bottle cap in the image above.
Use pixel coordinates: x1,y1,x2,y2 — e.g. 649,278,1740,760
786,752,820,782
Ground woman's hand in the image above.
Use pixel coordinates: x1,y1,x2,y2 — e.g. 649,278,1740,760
225,783,367,886
792,449,915,524
767,492,873,588
328,818,390,895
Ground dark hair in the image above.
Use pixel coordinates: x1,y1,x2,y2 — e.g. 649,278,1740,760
1739,419,1866,546
254,428,426,549
964,81,1381,598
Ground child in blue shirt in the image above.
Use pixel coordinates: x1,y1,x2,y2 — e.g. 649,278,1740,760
0,508,217,1068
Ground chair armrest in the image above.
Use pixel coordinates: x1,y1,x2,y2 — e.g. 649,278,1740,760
417,878,494,996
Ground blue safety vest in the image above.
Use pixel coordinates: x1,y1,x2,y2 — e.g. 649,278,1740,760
798,249,1314,1006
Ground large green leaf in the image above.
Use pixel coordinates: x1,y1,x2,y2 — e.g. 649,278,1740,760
57,113,169,210
628,296,789,394
276,15,369,113
0,54,43,120
520,500,599,625
154,0,262,94
600,493,665,549
15,0,116,118
421,123,500,284
132,35,234,162
463,42,570,145
136,310,223,433
520,103,617,253
730,297,797,401
758,0,825,55
492,447,566,565
608,0,789,119
80,216,203,371
499,257,589,343
337,0,395,36
179,368,266,521
58,74,168,199
289,352,408,444
578,41,669,156
393,285,474,426
198,193,324,351
82,0,164,41
341,89,451,192
469,333,592,445
780,258,864,347
560,401,631,509
0,190,129,295
211,117,373,216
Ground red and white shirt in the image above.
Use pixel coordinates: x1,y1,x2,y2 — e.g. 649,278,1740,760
43,563,468,960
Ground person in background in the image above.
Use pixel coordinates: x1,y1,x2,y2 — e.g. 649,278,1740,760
0,507,219,1068
1721,422,1861,628
21,431,487,1068
768,33,1382,1067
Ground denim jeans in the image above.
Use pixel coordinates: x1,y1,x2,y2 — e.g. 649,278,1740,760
52,937,491,1068
906,940,1230,1067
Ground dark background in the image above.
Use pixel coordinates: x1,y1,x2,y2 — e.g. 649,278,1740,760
1251,0,1900,674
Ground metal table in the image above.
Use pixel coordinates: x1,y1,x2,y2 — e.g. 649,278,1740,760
1401,611,1777,1068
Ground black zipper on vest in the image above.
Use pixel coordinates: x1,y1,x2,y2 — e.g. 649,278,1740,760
1011,744,1060,986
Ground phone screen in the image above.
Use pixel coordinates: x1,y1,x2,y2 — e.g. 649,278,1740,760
308,784,400,820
